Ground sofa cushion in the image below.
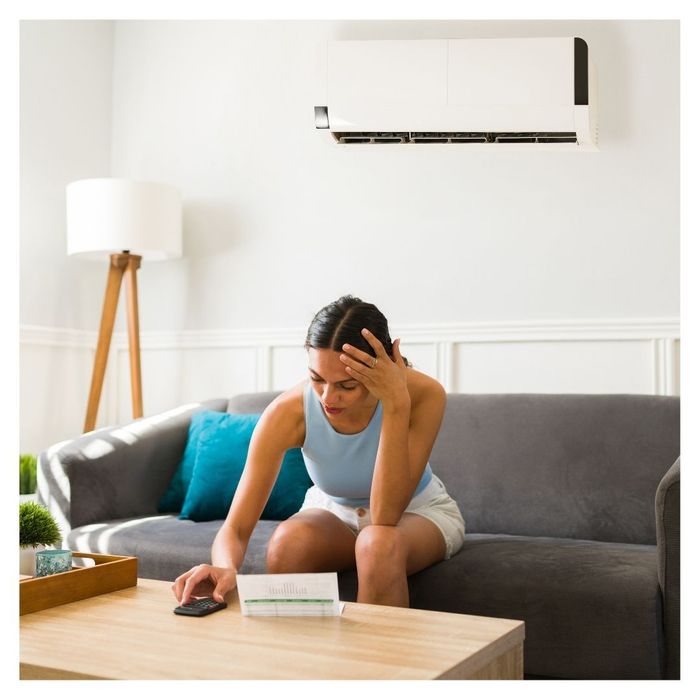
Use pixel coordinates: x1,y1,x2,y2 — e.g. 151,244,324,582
67,516,359,603
227,392,282,415
66,516,280,582
430,394,680,544
178,412,312,522
158,409,216,513
407,533,663,679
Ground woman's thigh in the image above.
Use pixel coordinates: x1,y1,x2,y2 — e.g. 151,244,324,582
354,514,446,576
267,508,357,573
395,513,447,576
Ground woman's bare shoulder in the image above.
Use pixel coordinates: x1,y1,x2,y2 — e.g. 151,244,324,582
259,380,306,446
406,367,447,406
267,380,305,409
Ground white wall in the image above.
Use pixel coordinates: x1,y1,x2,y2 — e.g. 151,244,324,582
108,20,679,331
20,21,114,451
19,20,680,453
20,20,114,329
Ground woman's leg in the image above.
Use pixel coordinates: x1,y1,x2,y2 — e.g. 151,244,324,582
266,509,357,574
355,513,445,607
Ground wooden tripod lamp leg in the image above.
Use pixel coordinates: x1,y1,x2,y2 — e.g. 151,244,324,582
84,254,129,433
124,254,143,419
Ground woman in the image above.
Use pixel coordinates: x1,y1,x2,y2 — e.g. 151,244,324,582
173,296,465,608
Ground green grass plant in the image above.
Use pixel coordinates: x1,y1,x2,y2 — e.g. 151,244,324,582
20,501,61,549
20,454,37,495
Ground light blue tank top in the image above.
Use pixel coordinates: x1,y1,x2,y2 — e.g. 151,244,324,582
301,382,433,507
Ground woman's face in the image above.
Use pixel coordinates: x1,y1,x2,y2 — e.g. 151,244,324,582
307,347,373,418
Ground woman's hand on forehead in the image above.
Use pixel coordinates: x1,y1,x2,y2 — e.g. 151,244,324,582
339,329,409,408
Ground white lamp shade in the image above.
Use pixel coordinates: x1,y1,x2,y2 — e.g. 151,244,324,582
66,178,182,261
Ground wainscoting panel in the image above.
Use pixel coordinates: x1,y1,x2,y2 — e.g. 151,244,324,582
19,337,102,453
453,340,655,394
271,345,308,392
400,343,440,380
19,319,680,454
115,345,259,420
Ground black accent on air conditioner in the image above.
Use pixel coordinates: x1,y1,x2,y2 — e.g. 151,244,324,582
314,106,330,129
331,132,578,144
574,38,589,106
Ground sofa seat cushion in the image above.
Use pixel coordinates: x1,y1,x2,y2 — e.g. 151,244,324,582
67,516,280,582
67,519,662,680
406,533,663,679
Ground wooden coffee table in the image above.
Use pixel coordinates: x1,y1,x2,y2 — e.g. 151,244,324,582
20,578,524,680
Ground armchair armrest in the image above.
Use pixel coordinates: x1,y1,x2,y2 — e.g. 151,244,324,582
37,399,228,534
655,456,680,679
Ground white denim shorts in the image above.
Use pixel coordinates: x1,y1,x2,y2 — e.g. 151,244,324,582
298,474,466,559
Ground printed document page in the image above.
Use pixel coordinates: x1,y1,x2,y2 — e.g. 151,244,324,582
236,572,343,616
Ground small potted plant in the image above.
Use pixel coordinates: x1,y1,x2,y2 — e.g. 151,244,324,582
20,454,38,504
20,501,61,576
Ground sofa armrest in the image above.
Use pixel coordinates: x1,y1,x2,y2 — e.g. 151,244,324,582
655,456,680,679
37,399,229,534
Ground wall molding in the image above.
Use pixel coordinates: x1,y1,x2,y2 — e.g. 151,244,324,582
20,317,680,451
390,318,680,342
20,326,97,349
21,316,681,394
19,316,681,349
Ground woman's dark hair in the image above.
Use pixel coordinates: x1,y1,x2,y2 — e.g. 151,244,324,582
305,295,408,365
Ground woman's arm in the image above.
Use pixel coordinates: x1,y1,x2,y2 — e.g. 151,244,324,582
172,388,304,603
371,397,412,524
371,379,446,524
212,391,304,565
340,330,447,525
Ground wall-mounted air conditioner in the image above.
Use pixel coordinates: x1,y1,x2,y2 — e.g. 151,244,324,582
314,38,598,150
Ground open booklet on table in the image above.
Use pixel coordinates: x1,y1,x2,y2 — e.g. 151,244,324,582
236,572,344,616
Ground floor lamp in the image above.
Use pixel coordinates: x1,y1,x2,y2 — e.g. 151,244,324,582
66,179,182,433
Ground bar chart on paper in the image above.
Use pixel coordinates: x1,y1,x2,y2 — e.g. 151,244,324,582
236,573,342,616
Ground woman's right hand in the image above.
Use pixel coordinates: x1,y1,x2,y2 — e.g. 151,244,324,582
172,564,238,606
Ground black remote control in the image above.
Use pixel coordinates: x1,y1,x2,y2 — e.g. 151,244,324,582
174,597,227,617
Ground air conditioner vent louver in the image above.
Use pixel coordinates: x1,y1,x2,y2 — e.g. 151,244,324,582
333,132,578,145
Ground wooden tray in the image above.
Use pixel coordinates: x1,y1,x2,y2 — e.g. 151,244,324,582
20,551,138,615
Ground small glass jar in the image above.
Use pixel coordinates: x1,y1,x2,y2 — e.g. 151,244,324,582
35,549,73,577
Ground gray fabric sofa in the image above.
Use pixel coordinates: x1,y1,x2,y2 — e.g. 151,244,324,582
38,392,680,680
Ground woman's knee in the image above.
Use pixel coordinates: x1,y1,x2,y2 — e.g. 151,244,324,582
265,518,327,573
355,525,407,572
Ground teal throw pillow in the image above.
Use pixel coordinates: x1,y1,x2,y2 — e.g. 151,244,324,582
178,412,312,522
158,410,226,513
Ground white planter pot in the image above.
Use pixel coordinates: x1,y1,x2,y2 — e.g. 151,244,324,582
20,544,45,577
